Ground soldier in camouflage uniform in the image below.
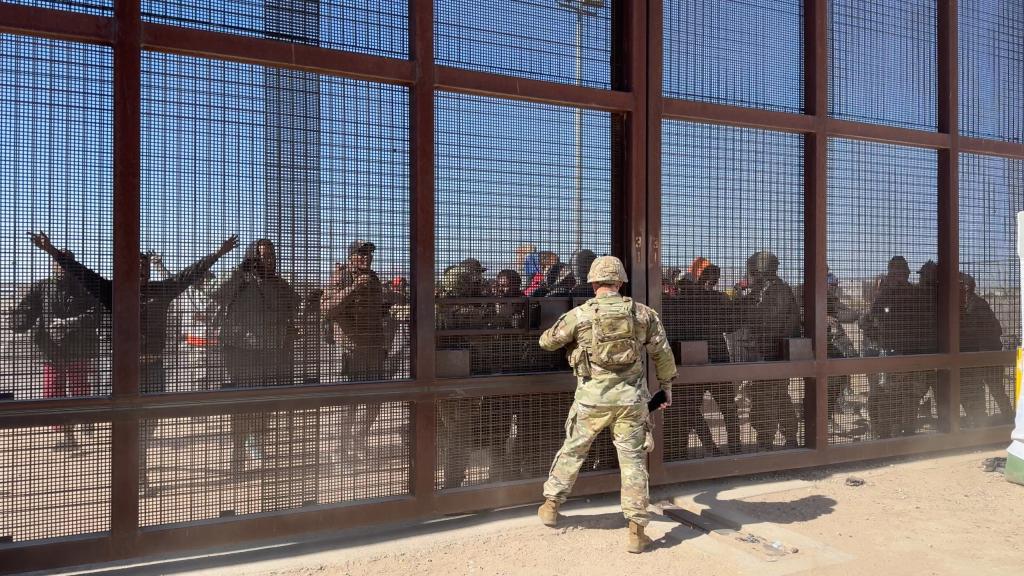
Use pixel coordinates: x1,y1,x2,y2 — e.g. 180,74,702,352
536,256,676,554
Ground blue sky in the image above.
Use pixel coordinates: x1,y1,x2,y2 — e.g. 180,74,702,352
1,0,1022,294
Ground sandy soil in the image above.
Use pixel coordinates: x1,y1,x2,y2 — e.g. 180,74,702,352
254,448,1024,576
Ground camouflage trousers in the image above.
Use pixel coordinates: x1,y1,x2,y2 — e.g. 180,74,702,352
543,402,651,526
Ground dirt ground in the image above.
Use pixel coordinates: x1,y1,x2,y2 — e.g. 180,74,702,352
53,447,1024,576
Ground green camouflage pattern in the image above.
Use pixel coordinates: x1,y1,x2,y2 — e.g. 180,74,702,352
539,293,677,406
586,255,629,284
542,402,652,525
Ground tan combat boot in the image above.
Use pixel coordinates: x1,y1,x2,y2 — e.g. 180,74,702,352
627,520,652,553
538,499,560,527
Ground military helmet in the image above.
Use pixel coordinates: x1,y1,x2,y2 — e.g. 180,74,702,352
587,255,628,284
747,251,779,275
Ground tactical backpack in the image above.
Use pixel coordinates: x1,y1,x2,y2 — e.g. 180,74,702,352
586,298,642,370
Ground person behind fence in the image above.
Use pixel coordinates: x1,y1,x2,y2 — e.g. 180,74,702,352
568,249,598,299
29,231,239,486
860,257,931,437
322,240,388,460
826,267,860,425
731,251,801,450
536,255,675,554
212,239,298,473
667,262,732,457
10,246,100,450
959,272,1013,425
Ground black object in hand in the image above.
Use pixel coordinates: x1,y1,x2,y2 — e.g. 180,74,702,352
648,390,668,413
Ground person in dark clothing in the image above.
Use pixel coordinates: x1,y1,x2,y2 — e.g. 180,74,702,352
10,248,101,449
212,239,299,473
664,263,737,456
532,261,575,297
959,272,1013,425
30,231,239,482
322,240,388,459
568,249,597,299
826,268,860,426
733,251,801,450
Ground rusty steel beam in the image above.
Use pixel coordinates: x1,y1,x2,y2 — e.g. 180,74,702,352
937,0,960,434
662,98,817,133
826,118,951,149
435,65,633,112
644,0,667,484
142,23,415,84
410,0,437,515
960,136,1024,159
0,2,114,44
803,0,829,451
110,0,142,555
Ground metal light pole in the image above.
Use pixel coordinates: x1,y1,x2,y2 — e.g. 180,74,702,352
558,0,604,254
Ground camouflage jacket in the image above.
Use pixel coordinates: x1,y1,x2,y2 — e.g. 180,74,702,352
539,292,677,406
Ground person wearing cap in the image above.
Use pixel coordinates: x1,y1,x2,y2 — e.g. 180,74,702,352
535,255,676,553
322,240,389,459
959,272,1013,425
733,251,801,450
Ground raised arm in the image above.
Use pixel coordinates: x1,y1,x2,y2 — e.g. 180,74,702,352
161,235,239,298
30,232,112,309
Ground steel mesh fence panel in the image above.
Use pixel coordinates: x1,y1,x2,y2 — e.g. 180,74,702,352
959,0,1024,142
141,52,410,394
4,0,111,15
434,92,612,377
663,0,803,113
664,378,806,460
827,139,938,359
435,0,612,89
960,365,1016,428
0,423,111,542
139,401,411,526
828,370,941,444
435,392,617,490
830,0,937,131
0,35,113,402
959,154,1022,353
141,0,407,58
661,121,804,364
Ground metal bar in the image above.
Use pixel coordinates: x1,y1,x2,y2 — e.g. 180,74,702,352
433,470,622,515
111,0,142,550
0,536,115,576
644,0,666,484
937,0,960,434
960,136,1024,159
410,0,437,512
826,118,951,149
0,2,114,44
819,355,954,375
434,65,634,112
804,0,829,450
675,361,818,383
662,98,817,133
142,23,415,84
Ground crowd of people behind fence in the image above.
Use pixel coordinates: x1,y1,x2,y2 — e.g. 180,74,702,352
6,232,1014,490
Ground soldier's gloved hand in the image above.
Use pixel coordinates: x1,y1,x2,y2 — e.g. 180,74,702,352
660,388,672,410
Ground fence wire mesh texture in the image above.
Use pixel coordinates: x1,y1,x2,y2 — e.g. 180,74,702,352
0,423,112,543
663,379,806,461
435,391,617,490
959,154,1023,352
1,0,1023,571
139,402,411,526
661,121,805,364
141,52,410,393
663,0,804,112
141,0,408,58
829,0,937,131
435,0,613,89
0,35,114,402
827,371,941,444
434,92,612,377
827,139,939,358
958,0,1024,142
